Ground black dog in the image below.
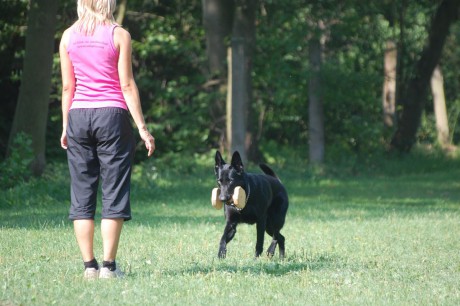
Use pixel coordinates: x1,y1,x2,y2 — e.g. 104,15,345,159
214,151,289,259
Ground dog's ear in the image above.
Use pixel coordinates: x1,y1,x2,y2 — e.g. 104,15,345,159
231,151,244,174
215,151,225,174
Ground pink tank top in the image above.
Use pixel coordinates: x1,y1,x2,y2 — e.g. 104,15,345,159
67,24,127,110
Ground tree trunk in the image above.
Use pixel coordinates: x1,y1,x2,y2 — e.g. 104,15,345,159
237,0,259,162
391,0,459,152
202,0,234,76
226,0,256,163
226,47,234,159
382,40,397,128
227,37,248,163
308,35,325,164
202,0,234,152
116,0,128,25
7,0,58,176
431,65,450,148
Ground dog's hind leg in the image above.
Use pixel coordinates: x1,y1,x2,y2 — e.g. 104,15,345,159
266,238,278,258
265,226,277,258
276,232,285,259
266,232,285,258
218,222,237,258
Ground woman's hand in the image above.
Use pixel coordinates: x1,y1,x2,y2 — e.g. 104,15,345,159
60,129,68,150
139,127,155,157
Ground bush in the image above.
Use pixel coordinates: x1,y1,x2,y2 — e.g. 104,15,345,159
0,132,34,189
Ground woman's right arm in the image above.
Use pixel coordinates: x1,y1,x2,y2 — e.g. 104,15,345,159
59,28,75,150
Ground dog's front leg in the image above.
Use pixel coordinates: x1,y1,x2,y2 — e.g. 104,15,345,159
255,219,266,257
218,222,237,258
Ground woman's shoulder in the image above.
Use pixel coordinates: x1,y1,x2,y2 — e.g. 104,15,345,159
62,23,80,38
113,26,131,49
60,26,74,48
114,26,131,40
64,23,79,35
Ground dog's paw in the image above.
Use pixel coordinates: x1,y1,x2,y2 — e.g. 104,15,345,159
211,188,223,209
218,249,227,259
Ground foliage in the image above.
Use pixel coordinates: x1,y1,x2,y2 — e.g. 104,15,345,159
2,0,460,166
0,0,28,155
447,98,460,144
255,1,386,154
0,132,34,189
440,21,460,144
120,0,211,159
253,1,309,146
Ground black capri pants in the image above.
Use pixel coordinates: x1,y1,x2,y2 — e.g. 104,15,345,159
66,107,135,221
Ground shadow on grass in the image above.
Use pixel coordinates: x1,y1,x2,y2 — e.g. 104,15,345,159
0,206,224,229
157,252,344,277
0,208,70,229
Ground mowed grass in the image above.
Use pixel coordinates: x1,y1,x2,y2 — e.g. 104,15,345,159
1,151,460,305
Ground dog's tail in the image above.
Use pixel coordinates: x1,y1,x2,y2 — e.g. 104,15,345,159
259,164,281,181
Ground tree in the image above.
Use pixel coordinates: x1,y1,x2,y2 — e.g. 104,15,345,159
391,0,460,152
202,0,257,162
202,0,233,76
382,40,397,128
227,0,257,163
305,2,340,165
431,65,450,148
116,0,128,25
7,0,58,175
202,0,234,153
0,1,28,157
308,27,325,165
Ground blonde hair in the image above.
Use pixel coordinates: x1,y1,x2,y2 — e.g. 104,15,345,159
75,0,117,35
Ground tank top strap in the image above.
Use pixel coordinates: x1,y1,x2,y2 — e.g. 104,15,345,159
108,24,119,54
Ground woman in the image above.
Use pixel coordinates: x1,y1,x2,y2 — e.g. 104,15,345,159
59,0,155,279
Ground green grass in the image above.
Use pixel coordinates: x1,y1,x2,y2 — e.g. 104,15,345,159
1,151,460,305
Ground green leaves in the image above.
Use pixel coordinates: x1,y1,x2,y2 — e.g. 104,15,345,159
0,132,34,190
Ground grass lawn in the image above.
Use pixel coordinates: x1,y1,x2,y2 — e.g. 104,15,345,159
1,151,460,305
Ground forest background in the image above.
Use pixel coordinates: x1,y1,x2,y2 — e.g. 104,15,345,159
1,0,460,184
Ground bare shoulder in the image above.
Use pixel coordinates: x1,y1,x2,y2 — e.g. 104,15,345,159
114,26,131,47
60,27,72,49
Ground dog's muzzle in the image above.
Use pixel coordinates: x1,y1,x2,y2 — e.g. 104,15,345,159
211,186,247,210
